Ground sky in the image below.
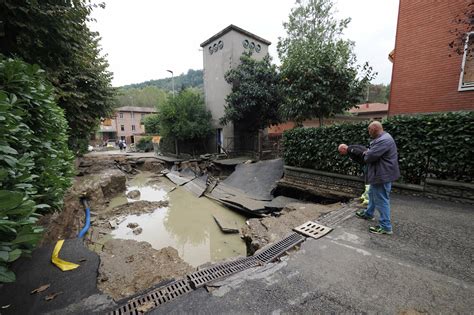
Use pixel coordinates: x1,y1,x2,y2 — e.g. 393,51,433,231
90,0,399,87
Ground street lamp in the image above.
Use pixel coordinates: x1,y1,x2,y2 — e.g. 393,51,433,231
166,69,175,97
166,69,178,155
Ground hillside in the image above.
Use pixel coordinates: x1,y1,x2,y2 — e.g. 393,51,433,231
113,69,203,108
122,69,203,91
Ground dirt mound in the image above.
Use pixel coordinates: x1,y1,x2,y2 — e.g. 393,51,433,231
133,157,166,173
40,155,129,244
97,239,194,300
242,202,340,255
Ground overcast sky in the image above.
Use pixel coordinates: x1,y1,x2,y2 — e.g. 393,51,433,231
90,0,399,87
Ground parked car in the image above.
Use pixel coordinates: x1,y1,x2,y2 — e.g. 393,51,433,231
106,140,116,148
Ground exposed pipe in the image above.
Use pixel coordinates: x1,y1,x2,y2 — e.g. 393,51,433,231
77,195,91,238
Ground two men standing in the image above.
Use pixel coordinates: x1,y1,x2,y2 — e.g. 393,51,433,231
339,121,400,235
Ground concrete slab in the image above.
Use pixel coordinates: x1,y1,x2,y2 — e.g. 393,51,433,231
265,195,301,211
213,215,239,234
212,157,253,166
183,175,208,197
222,159,284,201
155,155,184,163
165,171,195,186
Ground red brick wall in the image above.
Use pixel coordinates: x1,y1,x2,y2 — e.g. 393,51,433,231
389,0,474,115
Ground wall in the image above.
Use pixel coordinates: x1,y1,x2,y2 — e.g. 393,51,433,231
389,0,474,115
281,166,474,205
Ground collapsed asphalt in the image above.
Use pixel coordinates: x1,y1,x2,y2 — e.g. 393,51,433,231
153,194,474,314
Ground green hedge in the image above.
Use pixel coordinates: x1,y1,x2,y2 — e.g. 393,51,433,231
283,111,474,184
0,56,74,282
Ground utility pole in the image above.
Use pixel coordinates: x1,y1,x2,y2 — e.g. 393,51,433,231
166,69,178,155
166,69,175,97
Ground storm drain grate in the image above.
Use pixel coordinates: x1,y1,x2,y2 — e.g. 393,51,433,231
108,279,192,315
187,256,259,289
293,221,332,239
254,232,305,264
107,226,309,313
317,204,357,227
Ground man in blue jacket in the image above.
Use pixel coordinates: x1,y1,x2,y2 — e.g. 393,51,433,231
356,121,400,235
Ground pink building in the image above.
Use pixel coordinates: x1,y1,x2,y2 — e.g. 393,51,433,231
97,106,156,145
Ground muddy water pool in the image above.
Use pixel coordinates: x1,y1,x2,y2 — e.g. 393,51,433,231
109,172,247,267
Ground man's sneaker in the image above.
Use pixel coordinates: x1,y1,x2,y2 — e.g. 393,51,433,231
369,225,393,235
355,210,374,221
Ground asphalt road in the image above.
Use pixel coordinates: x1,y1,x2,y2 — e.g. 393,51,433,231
154,194,474,314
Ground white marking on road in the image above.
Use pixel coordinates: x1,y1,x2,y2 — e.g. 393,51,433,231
328,231,362,244
329,240,372,256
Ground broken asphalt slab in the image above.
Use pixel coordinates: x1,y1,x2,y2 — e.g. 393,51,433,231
0,238,115,315
165,169,196,186
221,158,284,201
183,174,208,197
208,159,284,215
151,194,474,314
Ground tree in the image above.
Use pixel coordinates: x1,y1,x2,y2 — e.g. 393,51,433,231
221,52,283,132
0,0,115,151
278,0,374,125
358,83,390,104
143,114,160,134
449,0,474,56
115,86,169,108
157,88,212,143
123,69,204,91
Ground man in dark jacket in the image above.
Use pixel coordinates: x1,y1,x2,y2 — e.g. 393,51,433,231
338,144,366,165
356,121,400,235
338,144,370,204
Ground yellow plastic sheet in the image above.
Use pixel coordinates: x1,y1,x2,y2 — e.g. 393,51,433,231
51,240,80,271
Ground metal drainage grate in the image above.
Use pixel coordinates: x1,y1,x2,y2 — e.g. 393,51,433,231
187,256,259,289
317,204,357,227
108,279,192,315
293,221,332,239
254,233,305,264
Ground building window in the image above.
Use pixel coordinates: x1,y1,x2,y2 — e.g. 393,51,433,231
119,112,123,119
120,125,124,131
459,32,474,91
132,125,136,131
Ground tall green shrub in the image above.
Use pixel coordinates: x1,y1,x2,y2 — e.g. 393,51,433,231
0,56,74,282
283,112,474,184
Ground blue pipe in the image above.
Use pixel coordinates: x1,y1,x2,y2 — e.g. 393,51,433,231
78,198,91,238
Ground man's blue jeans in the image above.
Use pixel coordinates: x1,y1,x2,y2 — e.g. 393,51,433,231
365,182,392,231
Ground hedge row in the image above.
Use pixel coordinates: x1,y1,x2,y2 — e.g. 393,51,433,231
283,111,474,184
0,56,74,282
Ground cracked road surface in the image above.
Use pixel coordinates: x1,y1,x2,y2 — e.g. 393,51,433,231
153,194,474,314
